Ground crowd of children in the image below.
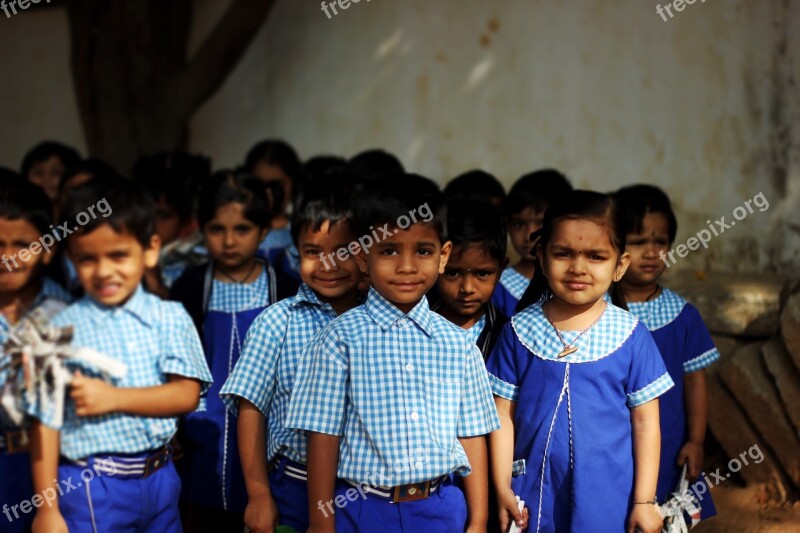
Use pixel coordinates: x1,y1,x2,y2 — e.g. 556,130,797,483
0,139,720,533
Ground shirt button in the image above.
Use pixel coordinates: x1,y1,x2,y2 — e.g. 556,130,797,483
405,363,413,372
410,412,419,421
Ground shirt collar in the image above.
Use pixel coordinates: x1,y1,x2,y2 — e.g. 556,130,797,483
84,284,155,326
364,287,433,336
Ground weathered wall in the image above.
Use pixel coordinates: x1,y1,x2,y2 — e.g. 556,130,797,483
1,0,798,275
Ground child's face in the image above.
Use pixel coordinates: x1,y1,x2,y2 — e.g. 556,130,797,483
539,219,630,308
203,203,267,272
508,207,544,263
154,195,184,246
69,224,160,306
297,220,362,303
27,155,64,201
252,162,292,215
623,212,670,288
0,217,53,295
356,222,451,313
437,245,503,320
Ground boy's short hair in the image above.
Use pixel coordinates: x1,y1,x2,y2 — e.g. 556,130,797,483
0,176,53,235
354,173,446,242
303,155,347,181
63,176,155,247
444,200,507,262
504,168,573,216
347,149,405,180
133,151,210,221
197,170,275,230
243,139,302,182
20,141,81,178
291,173,360,245
444,170,506,205
614,184,678,244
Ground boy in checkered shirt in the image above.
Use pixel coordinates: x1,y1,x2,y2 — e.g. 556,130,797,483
219,175,364,532
26,177,212,533
287,174,500,532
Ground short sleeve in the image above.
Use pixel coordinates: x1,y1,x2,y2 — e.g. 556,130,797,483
625,323,674,408
285,325,348,436
485,323,522,401
681,304,721,373
219,306,287,416
159,302,213,396
457,345,501,437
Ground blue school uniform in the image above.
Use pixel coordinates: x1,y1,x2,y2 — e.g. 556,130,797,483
0,278,70,533
286,288,500,532
491,267,529,317
220,283,344,531
627,288,719,519
180,267,274,514
487,301,674,533
25,285,211,532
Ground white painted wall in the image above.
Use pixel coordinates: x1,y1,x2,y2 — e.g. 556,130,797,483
1,0,798,275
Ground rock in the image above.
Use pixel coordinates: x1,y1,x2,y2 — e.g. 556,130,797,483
782,292,800,372
710,335,747,373
761,338,800,438
707,372,791,501
719,342,800,486
666,272,787,337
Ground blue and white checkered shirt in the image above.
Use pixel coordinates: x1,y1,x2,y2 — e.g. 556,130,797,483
286,287,500,486
499,268,529,300
27,285,213,460
220,284,340,464
208,268,271,313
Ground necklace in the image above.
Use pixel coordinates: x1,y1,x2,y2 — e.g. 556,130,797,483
543,300,608,358
645,284,661,302
217,261,258,284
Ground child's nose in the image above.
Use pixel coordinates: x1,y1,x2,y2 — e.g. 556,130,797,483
396,252,417,273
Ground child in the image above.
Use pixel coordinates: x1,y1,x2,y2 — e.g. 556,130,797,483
433,199,509,358
0,178,71,533
20,141,81,202
219,175,363,532
615,184,718,522
26,177,212,533
491,169,572,317
443,169,506,212
286,175,500,532
488,190,673,533
346,148,404,180
169,171,294,531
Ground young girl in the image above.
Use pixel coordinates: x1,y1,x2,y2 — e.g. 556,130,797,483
170,171,294,531
487,190,672,533
616,184,718,523
0,177,71,533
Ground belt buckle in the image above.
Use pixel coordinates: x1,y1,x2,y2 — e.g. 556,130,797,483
142,447,170,478
4,430,30,454
391,481,430,503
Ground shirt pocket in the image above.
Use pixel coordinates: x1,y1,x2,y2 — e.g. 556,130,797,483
423,377,462,453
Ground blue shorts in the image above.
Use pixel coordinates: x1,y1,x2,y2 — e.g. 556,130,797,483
332,477,467,532
58,454,182,532
268,456,309,532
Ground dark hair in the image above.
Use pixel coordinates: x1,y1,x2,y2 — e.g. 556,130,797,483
0,176,53,235
243,139,301,182
614,184,678,244
59,159,121,194
505,169,573,216
20,141,81,178
197,170,275,230
444,199,507,262
444,170,506,205
62,177,155,247
354,173,445,242
0,167,20,182
303,155,347,181
347,149,404,180
516,190,628,311
291,173,360,245
133,151,211,221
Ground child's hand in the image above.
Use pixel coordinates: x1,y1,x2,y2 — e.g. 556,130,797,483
627,503,663,533
497,487,528,532
243,492,279,533
32,508,68,533
677,441,704,480
70,371,117,416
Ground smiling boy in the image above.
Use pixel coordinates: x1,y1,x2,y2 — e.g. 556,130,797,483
286,174,500,533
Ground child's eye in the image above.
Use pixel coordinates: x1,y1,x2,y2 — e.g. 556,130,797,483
304,248,320,256
417,248,433,256
379,248,397,256
443,269,461,279
476,270,493,279
627,239,645,246
590,254,607,261
656,239,670,246
110,252,129,260
511,220,525,229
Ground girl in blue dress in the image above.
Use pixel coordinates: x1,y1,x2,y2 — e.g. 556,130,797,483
616,184,718,524
487,190,673,533
170,171,292,532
